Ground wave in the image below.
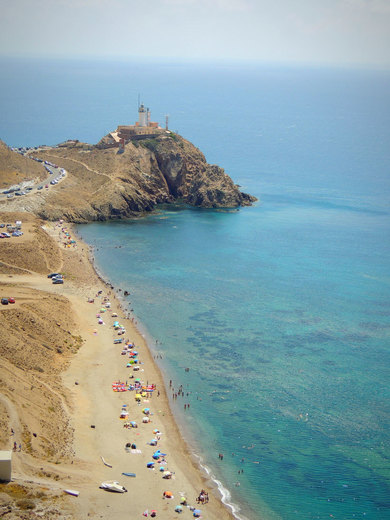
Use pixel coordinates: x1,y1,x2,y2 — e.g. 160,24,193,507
192,452,250,520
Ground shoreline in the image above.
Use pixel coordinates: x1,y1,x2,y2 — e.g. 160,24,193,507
72,223,246,520
57,221,239,519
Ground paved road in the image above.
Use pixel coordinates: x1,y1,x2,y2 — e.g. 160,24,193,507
0,156,66,200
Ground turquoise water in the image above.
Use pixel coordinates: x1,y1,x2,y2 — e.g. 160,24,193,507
79,201,390,520
1,58,389,519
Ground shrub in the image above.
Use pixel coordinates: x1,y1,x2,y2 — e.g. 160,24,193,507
16,498,36,510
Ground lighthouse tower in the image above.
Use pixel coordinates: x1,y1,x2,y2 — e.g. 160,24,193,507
138,103,147,127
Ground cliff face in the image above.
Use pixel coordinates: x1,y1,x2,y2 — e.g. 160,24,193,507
2,133,256,223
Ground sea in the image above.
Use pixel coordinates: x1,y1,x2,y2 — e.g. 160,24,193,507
1,57,389,520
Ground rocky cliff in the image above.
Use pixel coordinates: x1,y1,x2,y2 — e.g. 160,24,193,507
1,133,256,223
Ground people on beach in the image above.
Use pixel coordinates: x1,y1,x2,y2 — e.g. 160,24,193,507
196,490,208,504
82,280,215,518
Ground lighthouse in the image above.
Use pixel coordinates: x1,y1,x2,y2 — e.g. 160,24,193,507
138,103,147,127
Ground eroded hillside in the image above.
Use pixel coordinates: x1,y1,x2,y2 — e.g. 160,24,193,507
0,133,256,222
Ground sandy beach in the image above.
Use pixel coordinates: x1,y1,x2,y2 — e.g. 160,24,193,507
0,213,235,520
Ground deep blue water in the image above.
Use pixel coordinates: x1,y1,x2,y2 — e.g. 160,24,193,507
1,58,389,520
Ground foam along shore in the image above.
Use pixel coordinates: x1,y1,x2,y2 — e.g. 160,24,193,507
59,221,238,519
0,214,237,519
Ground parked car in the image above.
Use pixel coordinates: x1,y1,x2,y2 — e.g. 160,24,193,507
1,298,9,305
37,186,43,190
8,297,15,304
7,194,14,199
0,224,4,228
52,278,64,284
47,273,61,278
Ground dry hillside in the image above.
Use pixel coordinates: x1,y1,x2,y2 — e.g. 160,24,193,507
0,212,80,514
0,141,45,189
0,133,256,222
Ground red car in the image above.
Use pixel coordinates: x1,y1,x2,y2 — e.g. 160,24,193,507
8,297,15,304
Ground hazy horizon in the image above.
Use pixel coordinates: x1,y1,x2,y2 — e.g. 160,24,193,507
1,0,389,70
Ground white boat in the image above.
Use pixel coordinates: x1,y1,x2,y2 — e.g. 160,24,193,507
99,481,127,493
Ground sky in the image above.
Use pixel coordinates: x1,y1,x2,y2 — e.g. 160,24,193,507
0,0,389,68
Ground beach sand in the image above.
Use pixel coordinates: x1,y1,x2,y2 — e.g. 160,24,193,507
0,215,235,520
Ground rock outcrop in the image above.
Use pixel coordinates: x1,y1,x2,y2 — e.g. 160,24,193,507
1,133,257,223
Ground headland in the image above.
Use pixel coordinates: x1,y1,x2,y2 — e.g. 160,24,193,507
0,124,254,518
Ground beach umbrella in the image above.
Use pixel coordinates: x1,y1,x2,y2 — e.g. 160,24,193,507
135,378,141,382
175,505,183,513
147,462,155,468
180,497,187,504
193,510,201,517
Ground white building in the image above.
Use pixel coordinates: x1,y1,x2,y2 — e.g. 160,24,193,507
138,103,148,127
0,451,12,481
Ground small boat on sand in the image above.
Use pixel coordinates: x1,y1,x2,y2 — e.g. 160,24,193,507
64,489,79,496
99,481,127,493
